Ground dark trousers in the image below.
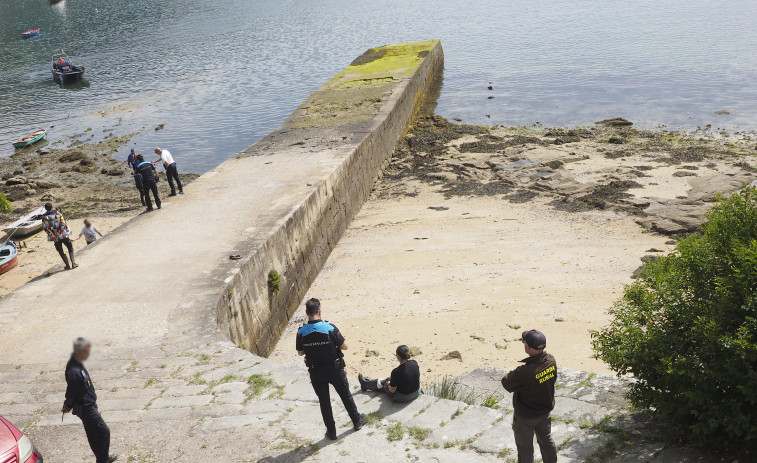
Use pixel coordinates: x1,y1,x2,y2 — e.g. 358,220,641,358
134,174,145,206
310,368,360,432
165,162,183,194
79,408,110,463
513,413,558,463
143,179,161,209
53,238,74,265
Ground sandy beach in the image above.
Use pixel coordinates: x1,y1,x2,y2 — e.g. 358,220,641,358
270,117,757,380
0,214,136,297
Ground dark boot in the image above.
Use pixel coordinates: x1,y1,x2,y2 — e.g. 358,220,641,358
107,455,118,463
62,255,71,270
325,429,337,440
69,252,78,269
358,374,381,392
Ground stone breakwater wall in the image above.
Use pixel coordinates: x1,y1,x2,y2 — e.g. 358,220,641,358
215,41,444,356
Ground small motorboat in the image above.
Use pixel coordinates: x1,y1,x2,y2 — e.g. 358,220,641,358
52,50,85,86
12,130,46,149
2,206,47,241
22,28,41,38
0,242,19,275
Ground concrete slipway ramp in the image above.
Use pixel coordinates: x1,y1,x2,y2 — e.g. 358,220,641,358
0,42,712,462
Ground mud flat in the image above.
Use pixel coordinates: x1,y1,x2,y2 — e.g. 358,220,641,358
271,116,757,377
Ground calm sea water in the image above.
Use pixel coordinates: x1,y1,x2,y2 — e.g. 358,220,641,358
1,0,756,172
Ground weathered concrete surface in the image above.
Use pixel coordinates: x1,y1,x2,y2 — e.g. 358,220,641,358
217,40,445,356
0,42,731,462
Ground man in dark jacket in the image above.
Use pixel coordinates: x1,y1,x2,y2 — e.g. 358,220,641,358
134,155,160,212
127,149,145,206
297,298,366,440
501,329,558,463
61,338,117,463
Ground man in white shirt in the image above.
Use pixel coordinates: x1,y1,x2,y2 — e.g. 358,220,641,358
152,147,183,196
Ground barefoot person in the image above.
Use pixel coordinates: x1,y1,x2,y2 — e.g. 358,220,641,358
41,202,77,269
297,298,366,440
75,219,103,245
358,345,421,403
501,329,558,463
62,338,118,463
152,147,183,196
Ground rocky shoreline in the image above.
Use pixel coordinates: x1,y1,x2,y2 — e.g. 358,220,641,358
379,116,757,236
0,133,198,229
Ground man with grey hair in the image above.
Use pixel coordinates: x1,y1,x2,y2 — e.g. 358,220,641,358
62,338,117,463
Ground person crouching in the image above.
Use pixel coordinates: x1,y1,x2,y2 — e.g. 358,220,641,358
358,345,421,403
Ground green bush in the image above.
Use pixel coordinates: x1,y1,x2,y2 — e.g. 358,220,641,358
267,269,280,294
0,194,11,212
592,188,757,441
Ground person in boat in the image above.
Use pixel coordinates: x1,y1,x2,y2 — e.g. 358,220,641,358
127,149,145,206
57,57,71,71
152,147,183,196
135,155,161,212
41,203,77,269
75,219,103,245
357,345,421,403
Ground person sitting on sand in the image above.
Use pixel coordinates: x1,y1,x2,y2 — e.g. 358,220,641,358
75,219,103,245
357,345,421,403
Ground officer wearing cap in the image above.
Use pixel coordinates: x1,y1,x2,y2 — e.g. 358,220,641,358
501,329,558,463
297,298,367,440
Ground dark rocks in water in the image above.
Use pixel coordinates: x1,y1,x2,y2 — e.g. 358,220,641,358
428,206,449,211
545,160,564,169
595,117,633,127
487,96,495,99
155,123,165,131
673,171,697,177
635,165,655,171
487,86,493,90
608,137,626,145
12,169,23,176
79,158,94,166
452,117,462,122
714,109,732,115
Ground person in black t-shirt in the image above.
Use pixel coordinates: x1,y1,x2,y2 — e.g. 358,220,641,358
358,345,421,403
296,298,366,440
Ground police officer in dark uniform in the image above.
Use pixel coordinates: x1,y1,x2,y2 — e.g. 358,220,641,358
134,155,161,212
61,338,118,463
501,329,558,463
296,298,367,440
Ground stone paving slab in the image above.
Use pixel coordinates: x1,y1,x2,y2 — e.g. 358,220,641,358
429,405,503,444
406,398,467,429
